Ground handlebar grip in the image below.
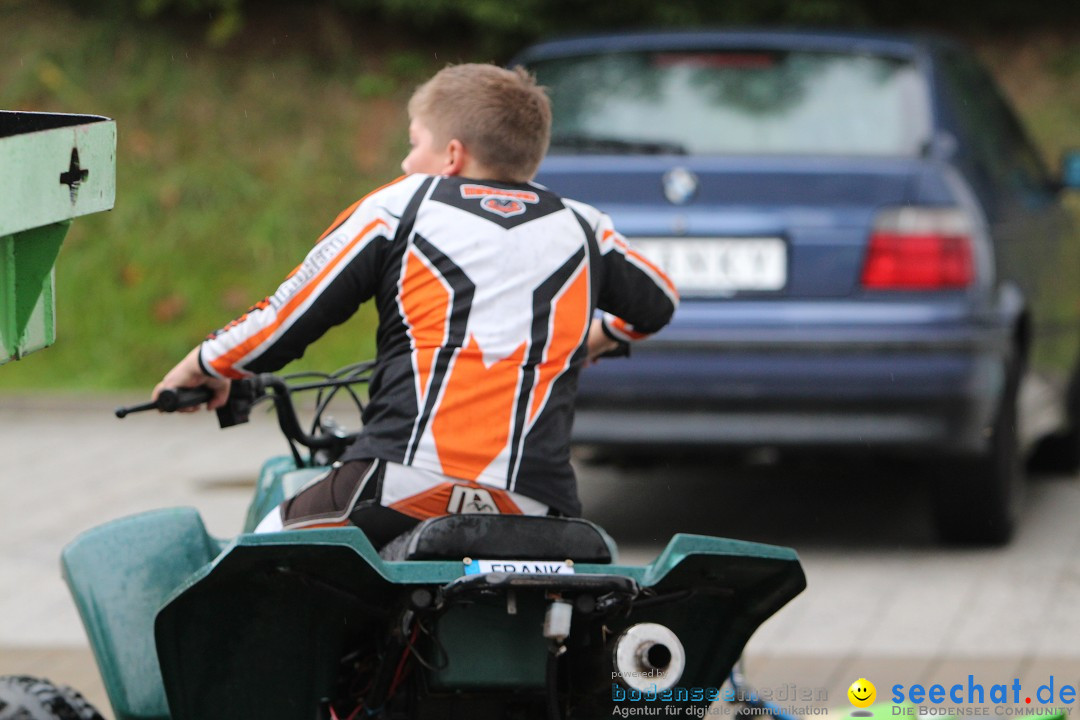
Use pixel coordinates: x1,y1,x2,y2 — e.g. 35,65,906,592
156,386,215,412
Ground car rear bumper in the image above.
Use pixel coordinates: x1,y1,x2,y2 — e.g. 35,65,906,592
574,401,987,452
572,309,1014,454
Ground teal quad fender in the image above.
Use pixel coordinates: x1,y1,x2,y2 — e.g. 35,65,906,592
61,508,224,720
61,457,806,720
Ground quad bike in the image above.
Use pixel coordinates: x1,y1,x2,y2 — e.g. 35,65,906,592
0,362,806,720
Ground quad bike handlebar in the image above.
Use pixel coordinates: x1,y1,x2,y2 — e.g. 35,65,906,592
114,350,628,464
115,362,376,466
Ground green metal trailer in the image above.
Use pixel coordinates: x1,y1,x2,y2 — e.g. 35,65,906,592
0,111,116,364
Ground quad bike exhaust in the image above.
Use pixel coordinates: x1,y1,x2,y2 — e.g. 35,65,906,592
612,622,686,692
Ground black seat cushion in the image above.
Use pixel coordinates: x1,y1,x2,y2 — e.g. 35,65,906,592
378,514,613,563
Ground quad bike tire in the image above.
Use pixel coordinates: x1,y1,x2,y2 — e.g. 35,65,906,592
0,676,104,720
933,358,1024,546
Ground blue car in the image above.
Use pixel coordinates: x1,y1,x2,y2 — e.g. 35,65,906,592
513,30,1080,544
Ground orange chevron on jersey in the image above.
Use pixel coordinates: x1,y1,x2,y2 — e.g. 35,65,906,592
431,335,527,480
400,246,451,403
530,261,590,424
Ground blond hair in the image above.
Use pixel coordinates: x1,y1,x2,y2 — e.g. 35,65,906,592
408,64,551,183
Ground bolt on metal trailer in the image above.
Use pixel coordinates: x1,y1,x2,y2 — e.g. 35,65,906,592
1,111,116,364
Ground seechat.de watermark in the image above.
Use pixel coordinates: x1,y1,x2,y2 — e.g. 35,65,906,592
891,676,1077,716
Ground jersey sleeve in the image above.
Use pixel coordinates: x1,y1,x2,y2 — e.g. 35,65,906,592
198,177,414,379
593,213,679,343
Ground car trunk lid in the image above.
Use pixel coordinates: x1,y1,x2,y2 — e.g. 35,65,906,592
536,154,944,299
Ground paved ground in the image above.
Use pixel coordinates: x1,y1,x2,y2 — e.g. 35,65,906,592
3,395,1080,717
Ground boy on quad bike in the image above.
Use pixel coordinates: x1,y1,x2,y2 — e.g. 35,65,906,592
154,63,679,547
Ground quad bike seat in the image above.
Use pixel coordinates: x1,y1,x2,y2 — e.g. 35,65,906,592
378,514,615,563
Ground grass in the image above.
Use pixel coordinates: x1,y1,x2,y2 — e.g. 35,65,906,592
0,4,1078,390
0,1,443,389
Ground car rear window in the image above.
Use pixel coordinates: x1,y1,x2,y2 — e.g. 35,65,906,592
530,50,932,157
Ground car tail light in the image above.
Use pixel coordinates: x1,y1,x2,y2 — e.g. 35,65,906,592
861,208,975,290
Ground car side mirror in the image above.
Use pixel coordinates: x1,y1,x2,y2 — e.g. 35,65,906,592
1061,149,1080,191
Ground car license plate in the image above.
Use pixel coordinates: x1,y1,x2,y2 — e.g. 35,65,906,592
463,559,576,575
630,237,787,296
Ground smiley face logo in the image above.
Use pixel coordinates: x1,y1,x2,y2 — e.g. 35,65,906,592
848,678,876,709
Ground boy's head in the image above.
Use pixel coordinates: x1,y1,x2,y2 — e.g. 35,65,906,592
404,64,551,183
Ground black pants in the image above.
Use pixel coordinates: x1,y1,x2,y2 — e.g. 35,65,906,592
279,459,419,549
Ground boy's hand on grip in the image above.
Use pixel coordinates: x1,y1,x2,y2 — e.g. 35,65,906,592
152,346,231,412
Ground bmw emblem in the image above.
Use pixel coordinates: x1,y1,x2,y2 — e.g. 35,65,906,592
662,167,699,205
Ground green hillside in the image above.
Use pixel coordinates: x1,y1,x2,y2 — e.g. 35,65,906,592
1,1,1077,390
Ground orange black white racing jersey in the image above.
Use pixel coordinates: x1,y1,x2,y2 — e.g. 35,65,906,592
199,174,678,515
